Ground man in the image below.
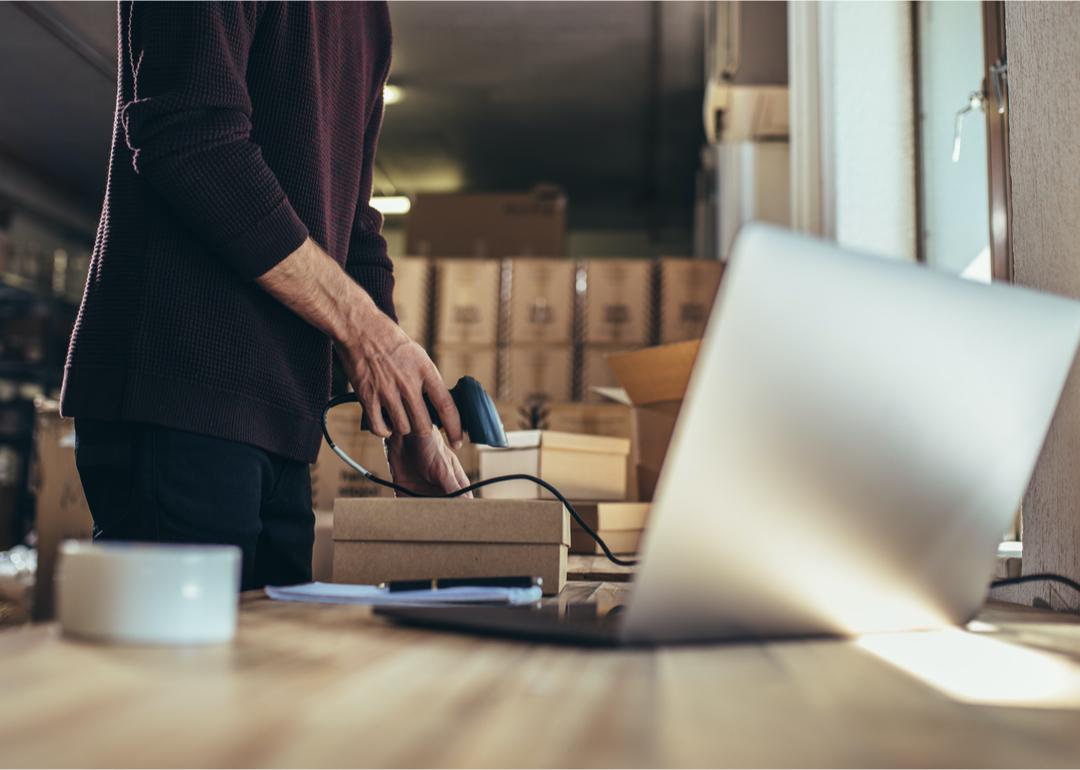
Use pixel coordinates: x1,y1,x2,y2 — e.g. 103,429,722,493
61,2,471,590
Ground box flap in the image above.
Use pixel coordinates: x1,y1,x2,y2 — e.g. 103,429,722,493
333,498,569,546
478,429,630,455
591,386,632,406
606,340,700,405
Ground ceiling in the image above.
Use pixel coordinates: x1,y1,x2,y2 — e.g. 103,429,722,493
0,1,705,235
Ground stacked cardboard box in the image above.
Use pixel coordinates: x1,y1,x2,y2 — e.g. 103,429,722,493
432,258,502,400
503,258,576,405
658,258,724,344
391,256,432,347
569,502,650,556
310,400,392,512
578,258,654,402
405,187,567,258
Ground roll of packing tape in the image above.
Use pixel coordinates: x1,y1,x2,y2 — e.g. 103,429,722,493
57,541,241,645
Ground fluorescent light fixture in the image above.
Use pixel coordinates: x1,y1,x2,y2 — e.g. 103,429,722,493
383,83,403,105
370,195,411,216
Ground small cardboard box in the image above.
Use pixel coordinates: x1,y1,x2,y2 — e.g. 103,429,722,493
434,344,499,398
477,430,630,501
332,498,569,594
570,502,649,556
504,345,573,404
311,401,392,511
506,258,576,344
543,402,632,439
434,259,502,345
392,256,431,345
600,340,700,501
581,259,653,345
658,259,724,343
406,187,567,258
31,401,92,621
570,528,642,556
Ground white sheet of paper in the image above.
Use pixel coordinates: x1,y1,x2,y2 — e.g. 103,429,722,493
265,581,542,607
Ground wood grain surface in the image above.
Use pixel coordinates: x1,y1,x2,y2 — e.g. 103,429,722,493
1,585,1080,768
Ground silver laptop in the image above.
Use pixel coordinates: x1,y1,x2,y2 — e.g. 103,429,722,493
378,225,1080,645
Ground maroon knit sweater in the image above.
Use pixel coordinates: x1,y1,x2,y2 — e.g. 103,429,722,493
61,1,395,463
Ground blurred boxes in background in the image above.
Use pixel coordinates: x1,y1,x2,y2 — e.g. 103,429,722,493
569,502,650,555
506,258,575,345
406,187,566,258
580,345,633,402
333,498,569,594
580,259,653,346
391,256,431,345
310,401,392,512
504,345,573,404
434,259,501,346
434,345,499,397
602,341,699,501
30,401,91,621
543,402,632,439
658,259,724,343
478,430,629,501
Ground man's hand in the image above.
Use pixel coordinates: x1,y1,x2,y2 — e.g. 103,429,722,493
256,237,465,452
386,431,473,497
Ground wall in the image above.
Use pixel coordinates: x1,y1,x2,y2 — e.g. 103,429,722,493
1003,1,1080,611
789,1,917,261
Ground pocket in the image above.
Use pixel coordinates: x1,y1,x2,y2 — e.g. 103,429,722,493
74,421,141,539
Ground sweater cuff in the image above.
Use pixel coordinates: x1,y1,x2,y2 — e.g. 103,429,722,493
221,197,310,281
346,261,397,322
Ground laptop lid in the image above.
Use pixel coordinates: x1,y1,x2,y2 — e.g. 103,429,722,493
622,225,1080,644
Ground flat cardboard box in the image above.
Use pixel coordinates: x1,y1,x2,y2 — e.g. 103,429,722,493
659,259,724,343
434,345,499,399
601,340,700,501
311,401,392,511
392,256,431,345
581,259,653,345
406,187,567,258
478,430,629,502
31,402,92,621
506,258,576,344
570,502,650,531
570,527,642,555
504,345,573,404
434,259,502,345
332,498,569,594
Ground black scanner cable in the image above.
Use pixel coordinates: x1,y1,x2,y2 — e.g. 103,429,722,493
322,394,639,568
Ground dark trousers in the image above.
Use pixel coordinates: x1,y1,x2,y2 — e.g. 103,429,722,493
73,420,314,590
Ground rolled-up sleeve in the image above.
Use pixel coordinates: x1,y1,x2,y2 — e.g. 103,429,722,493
120,1,309,280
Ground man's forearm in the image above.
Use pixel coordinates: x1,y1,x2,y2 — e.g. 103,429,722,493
256,237,380,346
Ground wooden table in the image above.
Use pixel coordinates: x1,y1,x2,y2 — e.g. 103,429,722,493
2,583,1080,768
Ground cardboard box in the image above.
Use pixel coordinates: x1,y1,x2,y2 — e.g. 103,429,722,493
312,511,334,582
434,345,499,398
434,259,501,345
406,187,567,258
505,345,573,404
30,402,92,621
543,402,632,439
581,345,641,403
601,340,700,501
581,259,653,345
332,498,569,594
570,501,650,531
478,430,629,501
392,256,431,345
658,259,724,343
570,528,642,556
311,401,392,511
506,258,576,345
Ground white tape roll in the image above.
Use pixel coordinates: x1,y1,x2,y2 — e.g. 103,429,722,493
57,541,241,645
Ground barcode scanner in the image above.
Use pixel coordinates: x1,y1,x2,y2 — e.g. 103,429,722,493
322,376,637,567
327,376,509,448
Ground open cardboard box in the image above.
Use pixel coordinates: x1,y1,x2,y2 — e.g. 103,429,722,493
593,340,700,501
